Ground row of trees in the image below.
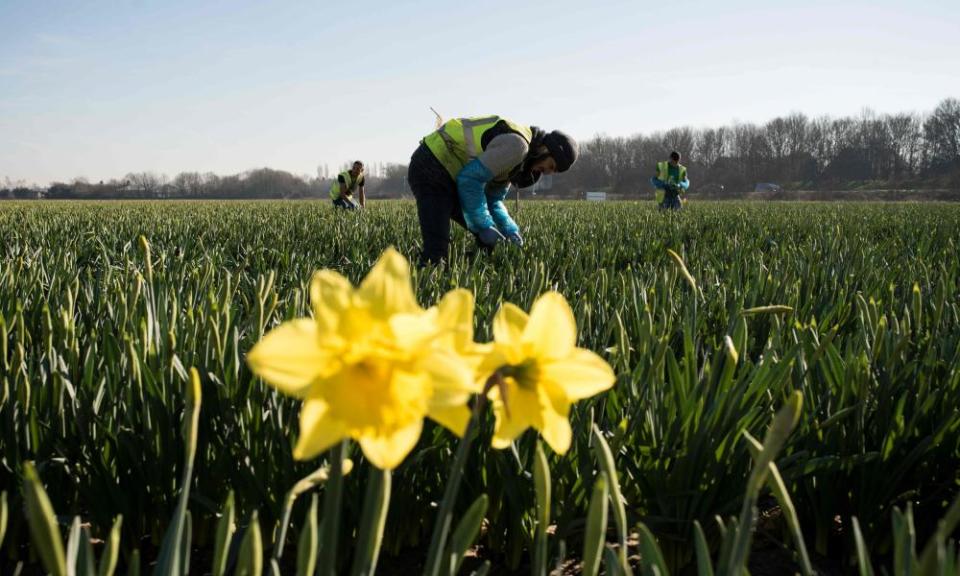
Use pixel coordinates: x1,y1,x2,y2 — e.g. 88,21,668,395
3,98,958,200
1,165,411,200
559,98,960,196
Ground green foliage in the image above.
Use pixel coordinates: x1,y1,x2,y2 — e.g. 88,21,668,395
1,200,959,573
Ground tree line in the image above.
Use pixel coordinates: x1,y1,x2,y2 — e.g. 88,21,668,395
3,98,957,201
559,97,960,197
1,165,411,201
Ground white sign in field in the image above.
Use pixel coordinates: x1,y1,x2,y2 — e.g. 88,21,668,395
585,191,607,202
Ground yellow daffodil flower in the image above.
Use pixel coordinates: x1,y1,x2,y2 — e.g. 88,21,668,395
477,292,616,454
247,247,479,470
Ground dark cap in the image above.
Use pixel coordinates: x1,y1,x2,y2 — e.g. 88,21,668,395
543,130,579,172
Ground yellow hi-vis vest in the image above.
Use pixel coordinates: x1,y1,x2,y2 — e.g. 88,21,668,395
329,170,364,200
654,161,688,204
423,116,534,180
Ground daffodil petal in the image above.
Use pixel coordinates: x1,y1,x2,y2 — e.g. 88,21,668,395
314,358,429,440
523,292,576,359
465,342,494,364
437,288,475,352
338,306,378,344
428,405,471,437
390,310,440,350
293,399,347,460
247,319,332,397
310,270,353,334
493,302,528,346
475,346,512,384
539,406,573,455
490,383,540,449
540,348,617,401
358,247,421,318
491,408,529,449
359,420,423,470
505,381,545,427
422,349,480,394
539,380,571,415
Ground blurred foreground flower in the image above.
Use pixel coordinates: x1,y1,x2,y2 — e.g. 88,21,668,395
477,292,616,454
247,248,478,469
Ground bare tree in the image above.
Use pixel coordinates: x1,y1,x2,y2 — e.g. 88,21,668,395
764,117,790,160
887,113,923,178
124,172,163,198
173,172,203,197
924,98,960,172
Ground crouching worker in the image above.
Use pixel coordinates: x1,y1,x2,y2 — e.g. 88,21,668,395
651,151,689,211
330,161,365,210
407,115,578,264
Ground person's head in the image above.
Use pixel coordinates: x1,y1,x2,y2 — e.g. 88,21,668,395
351,161,364,176
669,151,681,166
528,130,579,177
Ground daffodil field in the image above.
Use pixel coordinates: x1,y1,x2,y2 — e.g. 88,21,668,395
1,200,960,575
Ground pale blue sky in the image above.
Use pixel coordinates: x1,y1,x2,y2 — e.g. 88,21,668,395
2,0,958,185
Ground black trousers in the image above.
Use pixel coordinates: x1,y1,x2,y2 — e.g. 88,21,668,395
407,143,474,264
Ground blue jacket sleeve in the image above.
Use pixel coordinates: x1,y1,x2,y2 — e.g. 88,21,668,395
651,177,667,189
486,187,518,235
456,159,495,232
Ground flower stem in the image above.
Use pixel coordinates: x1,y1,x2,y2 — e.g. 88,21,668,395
318,441,346,576
423,381,492,576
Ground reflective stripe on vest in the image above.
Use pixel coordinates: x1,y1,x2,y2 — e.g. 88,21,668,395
423,116,534,179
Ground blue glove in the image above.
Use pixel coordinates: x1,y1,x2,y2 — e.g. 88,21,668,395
477,227,505,247
487,187,519,236
506,231,523,246
457,159,496,232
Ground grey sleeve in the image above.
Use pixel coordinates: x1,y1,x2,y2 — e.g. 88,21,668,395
477,134,529,179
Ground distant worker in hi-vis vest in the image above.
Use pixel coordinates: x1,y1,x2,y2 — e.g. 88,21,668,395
330,161,366,210
651,151,689,211
407,115,579,264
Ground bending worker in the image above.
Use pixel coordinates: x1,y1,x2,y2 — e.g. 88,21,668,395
407,115,578,263
330,160,366,209
651,151,689,210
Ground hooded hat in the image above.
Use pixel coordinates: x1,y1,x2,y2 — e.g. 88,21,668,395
543,130,579,172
